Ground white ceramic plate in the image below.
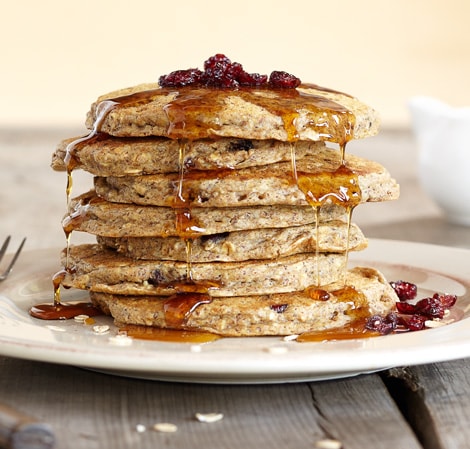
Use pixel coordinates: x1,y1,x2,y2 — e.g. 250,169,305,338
1,239,470,384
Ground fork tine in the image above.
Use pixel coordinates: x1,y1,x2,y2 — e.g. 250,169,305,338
0,236,11,262
0,237,26,280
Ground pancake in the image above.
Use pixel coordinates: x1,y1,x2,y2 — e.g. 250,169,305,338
52,135,326,175
89,266,398,336
65,191,349,237
84,83,379,142
60,243,347,297
94,149,399,208
97,221,367,262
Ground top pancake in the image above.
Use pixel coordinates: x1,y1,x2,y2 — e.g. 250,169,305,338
84,83,379,142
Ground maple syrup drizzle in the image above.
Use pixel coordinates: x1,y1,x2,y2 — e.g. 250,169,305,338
88,85,354,144
146,277,222,329
29,268,102,320
284,95,363,315
305,287,331,301
340,142,347,166
296,164,361,209
29,301,102,320
294,163,361,287
314,206,322,286
298,285,371,341
176,139,187,203
174,140,206,280
150,138,224,322
33,82,374,340
61,101,119,304
64,100,118,205
290,143,298,181
173,140,207,239
162,292,212,329
334,285,370,318
30,101,119,319
53,268,67,306
296,318,379,342
343,206,355,281
120,324,220,343
268,90,363,330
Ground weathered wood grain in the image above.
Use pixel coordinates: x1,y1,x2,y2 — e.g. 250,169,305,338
0,357,423,449
0,357,323,449
309,374,422,449
384,360,470,449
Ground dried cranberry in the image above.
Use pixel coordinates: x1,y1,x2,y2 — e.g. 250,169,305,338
202,55,240,87
365,283,458,334
200,232,229,244
228,139,254,152
270,304,288,313
365,315,383,331
158,54,301,89
434,292,457,308
398,314,426,331
385,312,400,327
202,55,265,88
269,71,301,88
158,68,203,87
415,296,445,319
390,280,418,301
225,62,245,85
148,269,165,286
395,302,417,314
204,53,232,72
395,291,456,321
238,71,268,86
365,313,398,335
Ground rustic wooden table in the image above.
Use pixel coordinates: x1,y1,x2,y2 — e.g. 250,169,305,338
1,128,470,449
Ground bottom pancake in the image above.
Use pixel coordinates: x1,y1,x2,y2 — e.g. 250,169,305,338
90,266,398,336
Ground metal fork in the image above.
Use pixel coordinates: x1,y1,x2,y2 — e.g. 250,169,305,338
0,236,26,282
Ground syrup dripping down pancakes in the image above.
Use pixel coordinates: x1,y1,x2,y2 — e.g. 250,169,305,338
48,54,400,336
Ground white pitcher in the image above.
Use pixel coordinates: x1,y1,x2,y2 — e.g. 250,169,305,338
409,96,470,225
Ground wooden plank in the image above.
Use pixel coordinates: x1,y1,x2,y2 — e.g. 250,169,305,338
383,359,470,449
308,373,422,449
0,357,324,449
0,356,424,449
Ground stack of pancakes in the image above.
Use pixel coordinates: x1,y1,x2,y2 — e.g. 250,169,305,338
51,76,400,336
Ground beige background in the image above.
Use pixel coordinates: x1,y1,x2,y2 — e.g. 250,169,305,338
1,0,469,129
